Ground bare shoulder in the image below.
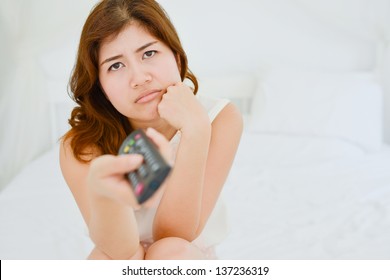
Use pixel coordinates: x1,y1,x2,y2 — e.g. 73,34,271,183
211,102,243,139
59,138,98,223
59,137,90,178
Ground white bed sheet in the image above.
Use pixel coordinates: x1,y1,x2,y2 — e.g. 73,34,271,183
1,131,390,259
217,131,390,259
0,146,93,259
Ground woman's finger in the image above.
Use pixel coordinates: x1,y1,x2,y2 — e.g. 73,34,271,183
90,154,144,179
145,127,174,165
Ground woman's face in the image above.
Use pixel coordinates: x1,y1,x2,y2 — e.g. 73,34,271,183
98,22,181,126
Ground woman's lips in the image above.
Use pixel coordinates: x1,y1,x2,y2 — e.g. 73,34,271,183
135,90,161,104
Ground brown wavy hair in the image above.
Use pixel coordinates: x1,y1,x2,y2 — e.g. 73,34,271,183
63,0,198,162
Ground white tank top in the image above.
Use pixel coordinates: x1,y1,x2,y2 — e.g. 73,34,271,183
135,96,230,248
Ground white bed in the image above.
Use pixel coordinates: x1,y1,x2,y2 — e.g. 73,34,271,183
1,0,390,260
217,132,390,259
1,131,390,259
1,66,390,260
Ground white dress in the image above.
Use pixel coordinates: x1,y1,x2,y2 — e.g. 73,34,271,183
134,96,230,255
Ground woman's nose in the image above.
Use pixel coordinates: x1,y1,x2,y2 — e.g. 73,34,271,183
130,64,152,88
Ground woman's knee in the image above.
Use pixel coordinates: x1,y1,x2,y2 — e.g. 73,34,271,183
145,237,204,260
87,244,145,260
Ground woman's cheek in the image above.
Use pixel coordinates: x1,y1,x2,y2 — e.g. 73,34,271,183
157,56,182,84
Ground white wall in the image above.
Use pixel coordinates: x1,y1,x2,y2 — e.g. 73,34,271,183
160,0,377,73
1,0,389,189
159,0,390,142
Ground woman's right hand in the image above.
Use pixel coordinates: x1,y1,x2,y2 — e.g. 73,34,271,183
87,127,173,209
87,154,144,209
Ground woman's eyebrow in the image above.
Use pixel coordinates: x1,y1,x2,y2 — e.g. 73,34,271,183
100,41,158,66
135,41,158,53
100,55,123,66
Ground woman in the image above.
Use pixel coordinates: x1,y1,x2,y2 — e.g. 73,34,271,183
60,0,242,260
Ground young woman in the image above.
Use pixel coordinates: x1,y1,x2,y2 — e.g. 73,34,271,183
60,0,242,260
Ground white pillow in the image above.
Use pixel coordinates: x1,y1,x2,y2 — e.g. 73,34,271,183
250,67,383,151
197,73,257,115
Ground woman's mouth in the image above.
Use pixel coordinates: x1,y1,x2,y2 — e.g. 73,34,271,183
135,90,161,104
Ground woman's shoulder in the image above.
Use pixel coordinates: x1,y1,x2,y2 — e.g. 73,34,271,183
60,136,101,161
59,136,101,178
212,102,243,135
196,95,242,128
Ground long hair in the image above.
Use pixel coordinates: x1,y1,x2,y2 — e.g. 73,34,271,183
63,0,198,162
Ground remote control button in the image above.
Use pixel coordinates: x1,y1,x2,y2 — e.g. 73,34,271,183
150,180,159,190
138,164,149,178
137,137,146,147
151,162,160,172
129,172,138,181
135,183,144,196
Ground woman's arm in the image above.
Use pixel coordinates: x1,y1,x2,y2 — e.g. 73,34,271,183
59,142,143,259
154,86,243,241
153,115,211,240
194,102,243,235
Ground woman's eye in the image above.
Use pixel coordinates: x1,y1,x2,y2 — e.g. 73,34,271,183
109,62,124,71
143,50,156,59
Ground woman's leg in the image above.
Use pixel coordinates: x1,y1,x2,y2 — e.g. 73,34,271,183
144,237,205,260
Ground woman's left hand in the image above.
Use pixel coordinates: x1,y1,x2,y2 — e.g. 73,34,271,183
157,82,209,132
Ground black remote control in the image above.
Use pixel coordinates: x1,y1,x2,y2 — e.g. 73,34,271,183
118,129,171,204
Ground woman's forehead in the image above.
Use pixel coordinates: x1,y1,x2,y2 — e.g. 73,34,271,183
103,23,156,47
99,23,159,56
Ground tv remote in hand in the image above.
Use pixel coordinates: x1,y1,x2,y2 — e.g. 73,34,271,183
118,129,171,204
